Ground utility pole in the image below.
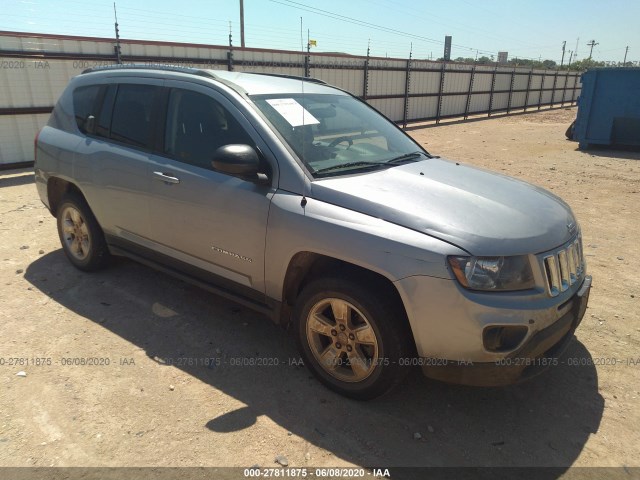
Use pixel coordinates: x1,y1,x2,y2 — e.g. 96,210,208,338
568,50,573,68
623,46,629,65
560,41,566,67
239,0,245,48
587,39,598,60
113,2,122,64
574,37,580,60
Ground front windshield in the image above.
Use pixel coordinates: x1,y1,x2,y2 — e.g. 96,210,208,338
251,93,428,177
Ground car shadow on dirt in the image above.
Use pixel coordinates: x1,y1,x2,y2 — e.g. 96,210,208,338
25,251,604,474
0,173,34,188
576,146,640,160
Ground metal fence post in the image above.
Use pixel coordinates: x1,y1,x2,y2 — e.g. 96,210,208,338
571,73,579,106
402,56,412,128
227,45,233,71
362,55,370,101
435,62,446,124
464,65,475,120
524,69,533,112
488,66,498,117
507,68,516,114
538,71,544,110
550,69,559,108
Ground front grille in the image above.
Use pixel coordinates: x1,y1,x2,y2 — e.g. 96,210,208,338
543,236,584,297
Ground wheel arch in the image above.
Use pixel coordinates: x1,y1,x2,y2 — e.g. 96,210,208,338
47,177,85,217
280,251,417,354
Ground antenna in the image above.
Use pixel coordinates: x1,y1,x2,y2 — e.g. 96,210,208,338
298,18,308,208
113,2,122,64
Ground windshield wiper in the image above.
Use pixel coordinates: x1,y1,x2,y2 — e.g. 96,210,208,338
384,151,428,164
313,152,429,175
314,161,387,174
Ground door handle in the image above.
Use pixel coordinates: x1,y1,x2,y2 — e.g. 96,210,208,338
153,171,180,184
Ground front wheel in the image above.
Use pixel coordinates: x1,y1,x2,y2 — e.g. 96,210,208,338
294,277,413,400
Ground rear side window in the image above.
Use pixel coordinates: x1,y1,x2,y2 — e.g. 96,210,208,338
72,85,101,133
110,84,160,149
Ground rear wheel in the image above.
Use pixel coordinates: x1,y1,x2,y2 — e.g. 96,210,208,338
294,276,413,400
56,193,110,271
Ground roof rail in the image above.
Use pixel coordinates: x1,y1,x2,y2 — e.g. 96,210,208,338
79,64,327,85
250,72,327,85
80,63,217,79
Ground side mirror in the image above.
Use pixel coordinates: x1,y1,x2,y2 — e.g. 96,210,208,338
212,144,268,184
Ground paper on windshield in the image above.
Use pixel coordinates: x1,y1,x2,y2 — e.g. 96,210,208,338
266,98,320,127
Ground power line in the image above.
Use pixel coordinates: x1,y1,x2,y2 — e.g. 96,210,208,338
267,0,557,62
268,0,444,46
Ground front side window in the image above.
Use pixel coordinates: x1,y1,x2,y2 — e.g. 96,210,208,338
110,84,160,149
164,89,253,170
251,93,426,177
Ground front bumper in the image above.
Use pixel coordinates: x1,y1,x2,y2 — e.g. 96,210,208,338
423,275,591,386
394,273,591,386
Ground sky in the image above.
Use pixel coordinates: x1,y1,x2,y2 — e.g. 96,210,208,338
3,0,638,64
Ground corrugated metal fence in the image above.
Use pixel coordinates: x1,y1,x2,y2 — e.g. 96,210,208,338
0,31,582,166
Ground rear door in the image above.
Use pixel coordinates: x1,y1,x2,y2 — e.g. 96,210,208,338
74,78,164,240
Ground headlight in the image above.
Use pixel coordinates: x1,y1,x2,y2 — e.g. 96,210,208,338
447,255,535,291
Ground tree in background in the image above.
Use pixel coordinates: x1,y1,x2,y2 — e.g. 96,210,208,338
560,58,606,71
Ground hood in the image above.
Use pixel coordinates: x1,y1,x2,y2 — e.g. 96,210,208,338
310,158,576,256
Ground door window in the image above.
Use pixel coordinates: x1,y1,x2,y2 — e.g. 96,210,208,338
72,85,101,133
95,84,117,139
164,89,253,170
110,84,160,149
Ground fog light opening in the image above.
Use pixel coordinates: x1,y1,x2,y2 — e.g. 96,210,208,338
483,325,528,353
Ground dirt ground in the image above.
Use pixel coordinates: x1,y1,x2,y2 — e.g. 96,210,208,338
1,107,639,475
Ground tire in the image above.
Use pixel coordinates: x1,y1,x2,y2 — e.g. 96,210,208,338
294,276,413,400
565,120,575,140
56,192,110,271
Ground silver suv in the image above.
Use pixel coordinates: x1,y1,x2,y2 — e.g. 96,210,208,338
34,65,591,399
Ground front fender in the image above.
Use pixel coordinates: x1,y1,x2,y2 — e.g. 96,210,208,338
264,191,465,301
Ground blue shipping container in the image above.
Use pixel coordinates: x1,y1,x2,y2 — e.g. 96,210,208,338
574,68,640,149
